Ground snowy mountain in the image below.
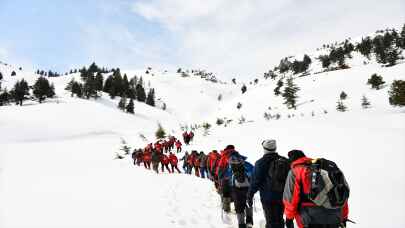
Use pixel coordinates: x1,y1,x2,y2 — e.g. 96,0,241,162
1,25,405,228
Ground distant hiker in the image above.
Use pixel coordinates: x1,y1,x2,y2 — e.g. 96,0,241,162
180,151,190,173
131,150,137,166
187,151,197,175
175,140,182,153
198,151,208,178
143,150,152,169
207,150,221,181
189,131,194,142
229,154,254,228
216,145,239,213
193,151,201,177
283,150,350,228
169,152,181,173
182,131,189,145
247,139,290,228
161,153,172,173
151,149,161,174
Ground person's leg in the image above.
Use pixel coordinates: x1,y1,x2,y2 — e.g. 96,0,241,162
262,202,284,228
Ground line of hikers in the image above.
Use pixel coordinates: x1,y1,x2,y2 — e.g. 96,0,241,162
132,137,351,228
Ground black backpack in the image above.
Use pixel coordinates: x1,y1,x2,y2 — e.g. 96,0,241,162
267,155,290,192
307,158,350,209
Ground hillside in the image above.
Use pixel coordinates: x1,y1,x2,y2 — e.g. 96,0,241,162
1,25,405,228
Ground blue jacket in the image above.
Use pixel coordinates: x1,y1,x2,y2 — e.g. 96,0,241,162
248,152,283,203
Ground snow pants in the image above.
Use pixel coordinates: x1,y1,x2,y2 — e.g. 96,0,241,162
171,164,181,173
144,161,151,169
199,167,208,178
232,187,253,226
152,162,159,173
261,201,284,228
161,163,171,173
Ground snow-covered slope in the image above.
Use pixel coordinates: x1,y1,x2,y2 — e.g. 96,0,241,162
1,39,405,228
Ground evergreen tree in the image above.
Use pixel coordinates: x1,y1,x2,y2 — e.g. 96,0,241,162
103,75,113,93
361,95,371,109
389,80,405,107
82,72,98,99
135,84,146,102
282,77,300,109
367,73,385,89
118,96,127,111
126,98,135,113
122,74,130,97
88,62,100,73
155,124,166,139
356,37,373,59
146,88,155,106
274,79,283,96
0,72,3,81
95,72,104,91
336,100,347,112
12,79,29,106
340,91,348,100
0,89,10,106
399,24,405,49
11,71,16,76
33,77,55,103
71,81,83,98
319,55,331,68
241,84,247,94
386,48,401,66
237,102,242,109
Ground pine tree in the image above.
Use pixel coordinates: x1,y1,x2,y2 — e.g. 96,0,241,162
282,77,300,109
0,89,10,106
33,77,55,103
155,124,166,139
103,75,113,93
122,74,130,97
12,79,29,106
11,71,16,76
126,98,134,113
118,96,127,111
0,72,3,81
146,88,155,106
274,79,283,96
389,80,405,107
71,81,83,98
135,84,146,102
237,102,242,109
386,48,401,66
65,78,75,94
95,72,104,91
340,91,348,100
367,74,385,89
361,95,371,109
356,37,373,59
336,100,347,112
241,84,247,94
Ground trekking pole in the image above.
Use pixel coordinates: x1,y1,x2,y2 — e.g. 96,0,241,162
347,219,357,224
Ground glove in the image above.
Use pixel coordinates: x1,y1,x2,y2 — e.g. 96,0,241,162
285,219,294,228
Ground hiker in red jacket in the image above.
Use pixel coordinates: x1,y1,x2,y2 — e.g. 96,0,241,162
175,140,182,153
207,150,220,180
283,150,349,228
161,153,171,173
189,131,194,142
169,152,181,173
143,150,151,169
194,153,200,177
216,145,239,212
187,151,197,174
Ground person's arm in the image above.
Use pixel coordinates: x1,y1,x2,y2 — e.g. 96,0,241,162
248,161,262,201
283,170,301,220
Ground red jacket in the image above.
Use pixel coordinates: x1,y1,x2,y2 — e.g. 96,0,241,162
169,154,178,165
175,140,182,148
187,154,196,166
207,151,220,172
283,156,349,228
143,151,152,162
215,149,234,178
161,154,170,165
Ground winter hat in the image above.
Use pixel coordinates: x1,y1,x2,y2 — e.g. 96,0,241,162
225,145,235,150
262,139,277,153
287,150,306,162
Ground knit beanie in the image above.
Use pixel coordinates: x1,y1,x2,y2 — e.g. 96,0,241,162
287,150,306,162
262,139,277,154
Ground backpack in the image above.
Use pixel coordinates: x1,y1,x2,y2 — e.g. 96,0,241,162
307,158,350,209
267,155,290,193
229,155,253,188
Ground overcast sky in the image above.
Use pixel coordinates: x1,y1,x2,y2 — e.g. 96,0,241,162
0,0,404,80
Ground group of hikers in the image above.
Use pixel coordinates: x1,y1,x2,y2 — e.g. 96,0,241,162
131,134,351,228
